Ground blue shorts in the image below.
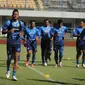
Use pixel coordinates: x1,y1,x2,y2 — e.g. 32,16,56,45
26,40,37,52
7,43,21,55
76,39,82,50
79,40,85,50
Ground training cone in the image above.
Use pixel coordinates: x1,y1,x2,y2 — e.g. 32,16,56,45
45,74,50,78
67,58,71,60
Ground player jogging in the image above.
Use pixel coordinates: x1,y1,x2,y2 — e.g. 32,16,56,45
52,19,67,67
79,20,85,68
24,20,40,67
40,19,52,66
73,23,83,67
2,9,24,81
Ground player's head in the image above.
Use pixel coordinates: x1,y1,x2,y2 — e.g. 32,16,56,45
30,20,36,28
44,19,50,27
49,21,54,27
12,9,19,21
57,19,63,28
80,19,85,28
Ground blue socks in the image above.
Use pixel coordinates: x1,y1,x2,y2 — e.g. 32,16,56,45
12,70,16,77
76,60,80,64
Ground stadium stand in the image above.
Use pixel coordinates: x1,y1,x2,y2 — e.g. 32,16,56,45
0,0,85,12
0,0,36,9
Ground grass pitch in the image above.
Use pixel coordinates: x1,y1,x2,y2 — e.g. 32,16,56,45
0,45,85,85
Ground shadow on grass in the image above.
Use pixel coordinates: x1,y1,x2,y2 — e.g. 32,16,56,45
73,78,85,81
27,78,81,85
0,76,11,81
0,63,6,67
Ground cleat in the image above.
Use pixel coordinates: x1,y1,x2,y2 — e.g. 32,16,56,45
6,71,10,78
25,61,29,67
55,64,58,67
59,62,63,68
83,64,85,68
76,64,79,68
12,76,18,81
44,62,47,66
31,64,34,67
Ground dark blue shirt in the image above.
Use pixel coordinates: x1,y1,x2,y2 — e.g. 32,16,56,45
2,20,24,44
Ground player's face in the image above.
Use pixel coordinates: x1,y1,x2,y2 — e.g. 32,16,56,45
81,21,85,27
44,20,50,26
12,12,19,20
60,23,63,28
31,22,35,28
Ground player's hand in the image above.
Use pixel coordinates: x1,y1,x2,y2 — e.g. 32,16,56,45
19,31,23,36
36,36,39,41
10,28,14,33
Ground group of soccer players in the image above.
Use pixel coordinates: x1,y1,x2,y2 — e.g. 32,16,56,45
2,9,85,81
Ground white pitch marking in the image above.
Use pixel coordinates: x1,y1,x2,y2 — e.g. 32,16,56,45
28,66,62,85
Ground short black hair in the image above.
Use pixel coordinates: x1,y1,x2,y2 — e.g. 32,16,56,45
44,19,49,23
12,9,19,14
57,19,63,25
81,19,85,23
29,20,35,24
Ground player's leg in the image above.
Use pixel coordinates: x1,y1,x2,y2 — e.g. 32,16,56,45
17,55,20,68
41,41,46,65
25,40,32,66
47,40,52,61
82,41,85,68
59,46,64,67
12,44,21,81
82,50,85,68
31,41,37,67
54,46,58,67
6,44,12,78
26,50,32,66
76,49,81,67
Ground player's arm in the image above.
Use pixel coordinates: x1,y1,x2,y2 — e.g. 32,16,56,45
73,29,80,37
2,20,13,34
51,28,58,37
36,28,41,39
80,28,85,39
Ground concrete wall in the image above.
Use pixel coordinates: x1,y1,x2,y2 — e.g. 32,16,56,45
0,9,85,19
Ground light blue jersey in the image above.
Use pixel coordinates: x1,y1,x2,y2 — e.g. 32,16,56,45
24,27,40,41
39,26,52,41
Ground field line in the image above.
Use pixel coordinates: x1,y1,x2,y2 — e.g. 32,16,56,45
28,66,61,85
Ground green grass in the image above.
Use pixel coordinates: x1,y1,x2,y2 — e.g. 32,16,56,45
0,45,85,85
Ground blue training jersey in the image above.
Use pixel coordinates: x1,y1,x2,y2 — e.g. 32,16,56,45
24,27,40,42
52,26,67,45
2,20,24,44
39,26,52,40
73,27,83,40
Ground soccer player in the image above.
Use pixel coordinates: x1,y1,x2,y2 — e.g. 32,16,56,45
2,9,24,81
40,19,52,66
52,19,67,67
79,20,85,68
24,20,40,67
73,24,83,67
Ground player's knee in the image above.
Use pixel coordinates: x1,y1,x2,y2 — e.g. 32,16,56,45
28,50,32,55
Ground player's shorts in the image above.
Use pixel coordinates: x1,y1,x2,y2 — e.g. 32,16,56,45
53,40,64,51
76,39,82,51
26,40,37,52
7,43,21,55
41,39,51,51
79,40,85,50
